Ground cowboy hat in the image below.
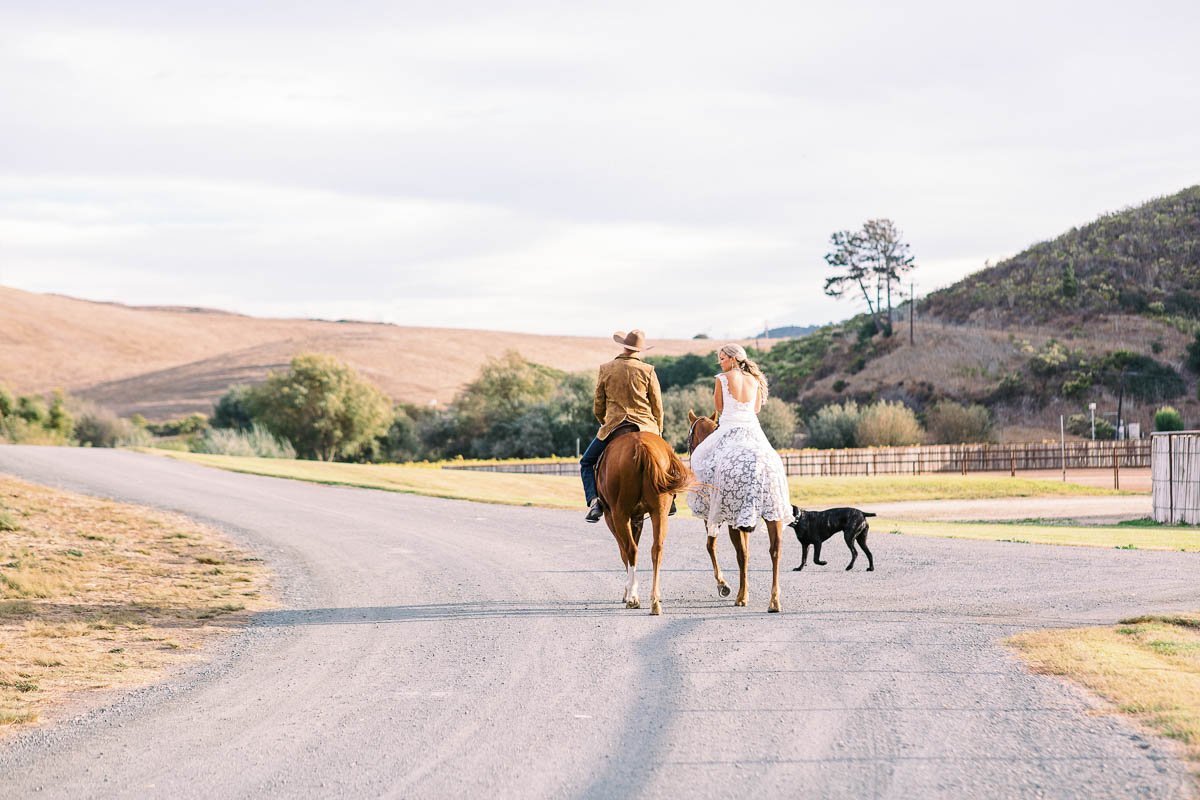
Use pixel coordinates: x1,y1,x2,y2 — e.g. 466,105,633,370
612,329,653,352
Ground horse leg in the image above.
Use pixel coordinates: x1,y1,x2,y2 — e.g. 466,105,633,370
611,511,639,607
728,526,749,607
648,501,669,616
766,520,782,613
706,534,731,597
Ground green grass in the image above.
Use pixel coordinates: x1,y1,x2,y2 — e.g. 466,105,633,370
880,518,1200,552
150,450,1127,513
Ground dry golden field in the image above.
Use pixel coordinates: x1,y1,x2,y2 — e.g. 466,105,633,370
0,286,768,420
0,475,273,730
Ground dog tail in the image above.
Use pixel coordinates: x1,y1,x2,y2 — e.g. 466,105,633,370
863,512,877,517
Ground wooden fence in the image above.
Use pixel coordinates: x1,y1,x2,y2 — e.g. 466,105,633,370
1151,431,1200,524
446,439,1151,478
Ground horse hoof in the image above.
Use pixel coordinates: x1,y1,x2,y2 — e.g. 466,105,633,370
768,603,781,613
718,583,731,598
626,599,640,609
651,600,662,616
734,599,747,607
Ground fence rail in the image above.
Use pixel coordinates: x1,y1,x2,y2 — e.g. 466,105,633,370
445,440,1151,478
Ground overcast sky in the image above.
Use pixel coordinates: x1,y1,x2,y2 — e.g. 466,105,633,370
2,1,1198,339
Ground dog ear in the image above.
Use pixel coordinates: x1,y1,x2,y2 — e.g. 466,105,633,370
791,504,799,516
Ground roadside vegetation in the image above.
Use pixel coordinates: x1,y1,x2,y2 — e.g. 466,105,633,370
0,476,273,730
880,518,1200,553
1009,613,1200,775
149,451,1127,512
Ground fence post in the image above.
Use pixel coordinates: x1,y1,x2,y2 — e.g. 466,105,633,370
1010,451,1015,477
1113,446,1120,491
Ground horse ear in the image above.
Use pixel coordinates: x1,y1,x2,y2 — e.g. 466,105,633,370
709,411,719,422
687,410,697,422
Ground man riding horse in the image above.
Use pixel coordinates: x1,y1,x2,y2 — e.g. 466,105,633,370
580,329,676,522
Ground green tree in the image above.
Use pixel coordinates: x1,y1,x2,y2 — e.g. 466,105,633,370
253,354,392,461
662,383,715,450
860,218,915,332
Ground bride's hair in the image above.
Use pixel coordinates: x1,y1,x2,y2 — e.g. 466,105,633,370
720,344,768,400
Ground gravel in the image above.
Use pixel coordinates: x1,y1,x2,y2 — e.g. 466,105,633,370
0,445,1195,799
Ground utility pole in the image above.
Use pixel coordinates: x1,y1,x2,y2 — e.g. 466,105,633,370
909,281,915,345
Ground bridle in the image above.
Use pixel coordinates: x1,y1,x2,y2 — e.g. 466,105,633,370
687,417,716,455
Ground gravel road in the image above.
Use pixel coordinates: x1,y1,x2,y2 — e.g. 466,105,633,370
0,446,1196,799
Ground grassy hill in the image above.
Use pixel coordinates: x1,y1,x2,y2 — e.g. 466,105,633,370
922,185,1200,325
0,287,768,420
749,187,1200,438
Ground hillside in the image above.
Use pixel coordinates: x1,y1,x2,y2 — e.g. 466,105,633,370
752,186,1200,439
0,287,769,420
922,185,1200,325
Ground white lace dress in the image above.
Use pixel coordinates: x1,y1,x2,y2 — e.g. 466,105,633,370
687,373,794,535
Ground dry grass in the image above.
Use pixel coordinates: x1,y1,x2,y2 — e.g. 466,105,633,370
0,285,763,419
1009,613,1200,775
0,475,273,730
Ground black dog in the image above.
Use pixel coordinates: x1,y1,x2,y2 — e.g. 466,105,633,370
789,505,875,571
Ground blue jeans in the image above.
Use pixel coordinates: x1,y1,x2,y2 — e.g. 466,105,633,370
579,435,608,506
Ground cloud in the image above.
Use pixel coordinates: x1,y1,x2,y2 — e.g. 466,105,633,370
1,1,1199,337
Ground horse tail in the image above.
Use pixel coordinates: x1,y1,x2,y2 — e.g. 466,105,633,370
634,435,692,496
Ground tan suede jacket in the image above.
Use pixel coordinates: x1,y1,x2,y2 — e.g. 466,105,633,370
594,353,664,440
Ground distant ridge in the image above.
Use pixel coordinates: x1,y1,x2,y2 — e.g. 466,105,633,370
0,286,775,420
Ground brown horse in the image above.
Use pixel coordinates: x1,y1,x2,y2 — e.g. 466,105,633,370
687,410,784,613
596,430,692,615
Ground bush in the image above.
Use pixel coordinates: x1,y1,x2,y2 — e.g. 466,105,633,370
253,354,392,461
646,353,715,392
856,401,923,447
1154,406,1185,432
212,385,258,431
925,401,995,444
758,397,798,449
1187,333,1200,372
73,406,148,447
1066,413,1115,440
0,386,14,418
806,401,862,449
193,423,296,459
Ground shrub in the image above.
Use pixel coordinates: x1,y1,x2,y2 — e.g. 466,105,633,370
1154,406,1185,432
925,401,995,444
856,401,923,447
831,379,847,393
73,406,148,447
46,391,74,439
1066,413,1116,440
15,396,46,425
806,401,861,449
253,354,392,461
758,397,799,449
646,353,716,392
0,386,13,418
211,385,259,431
193,424,296,459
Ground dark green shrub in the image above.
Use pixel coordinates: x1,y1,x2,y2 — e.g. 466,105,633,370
646,353,715,392
1067,413,1115,440
15,396,46,424
0,387,13,418
212,385,259,431
832,379,847,393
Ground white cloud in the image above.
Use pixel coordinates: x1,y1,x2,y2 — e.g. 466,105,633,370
1,1,1199,337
